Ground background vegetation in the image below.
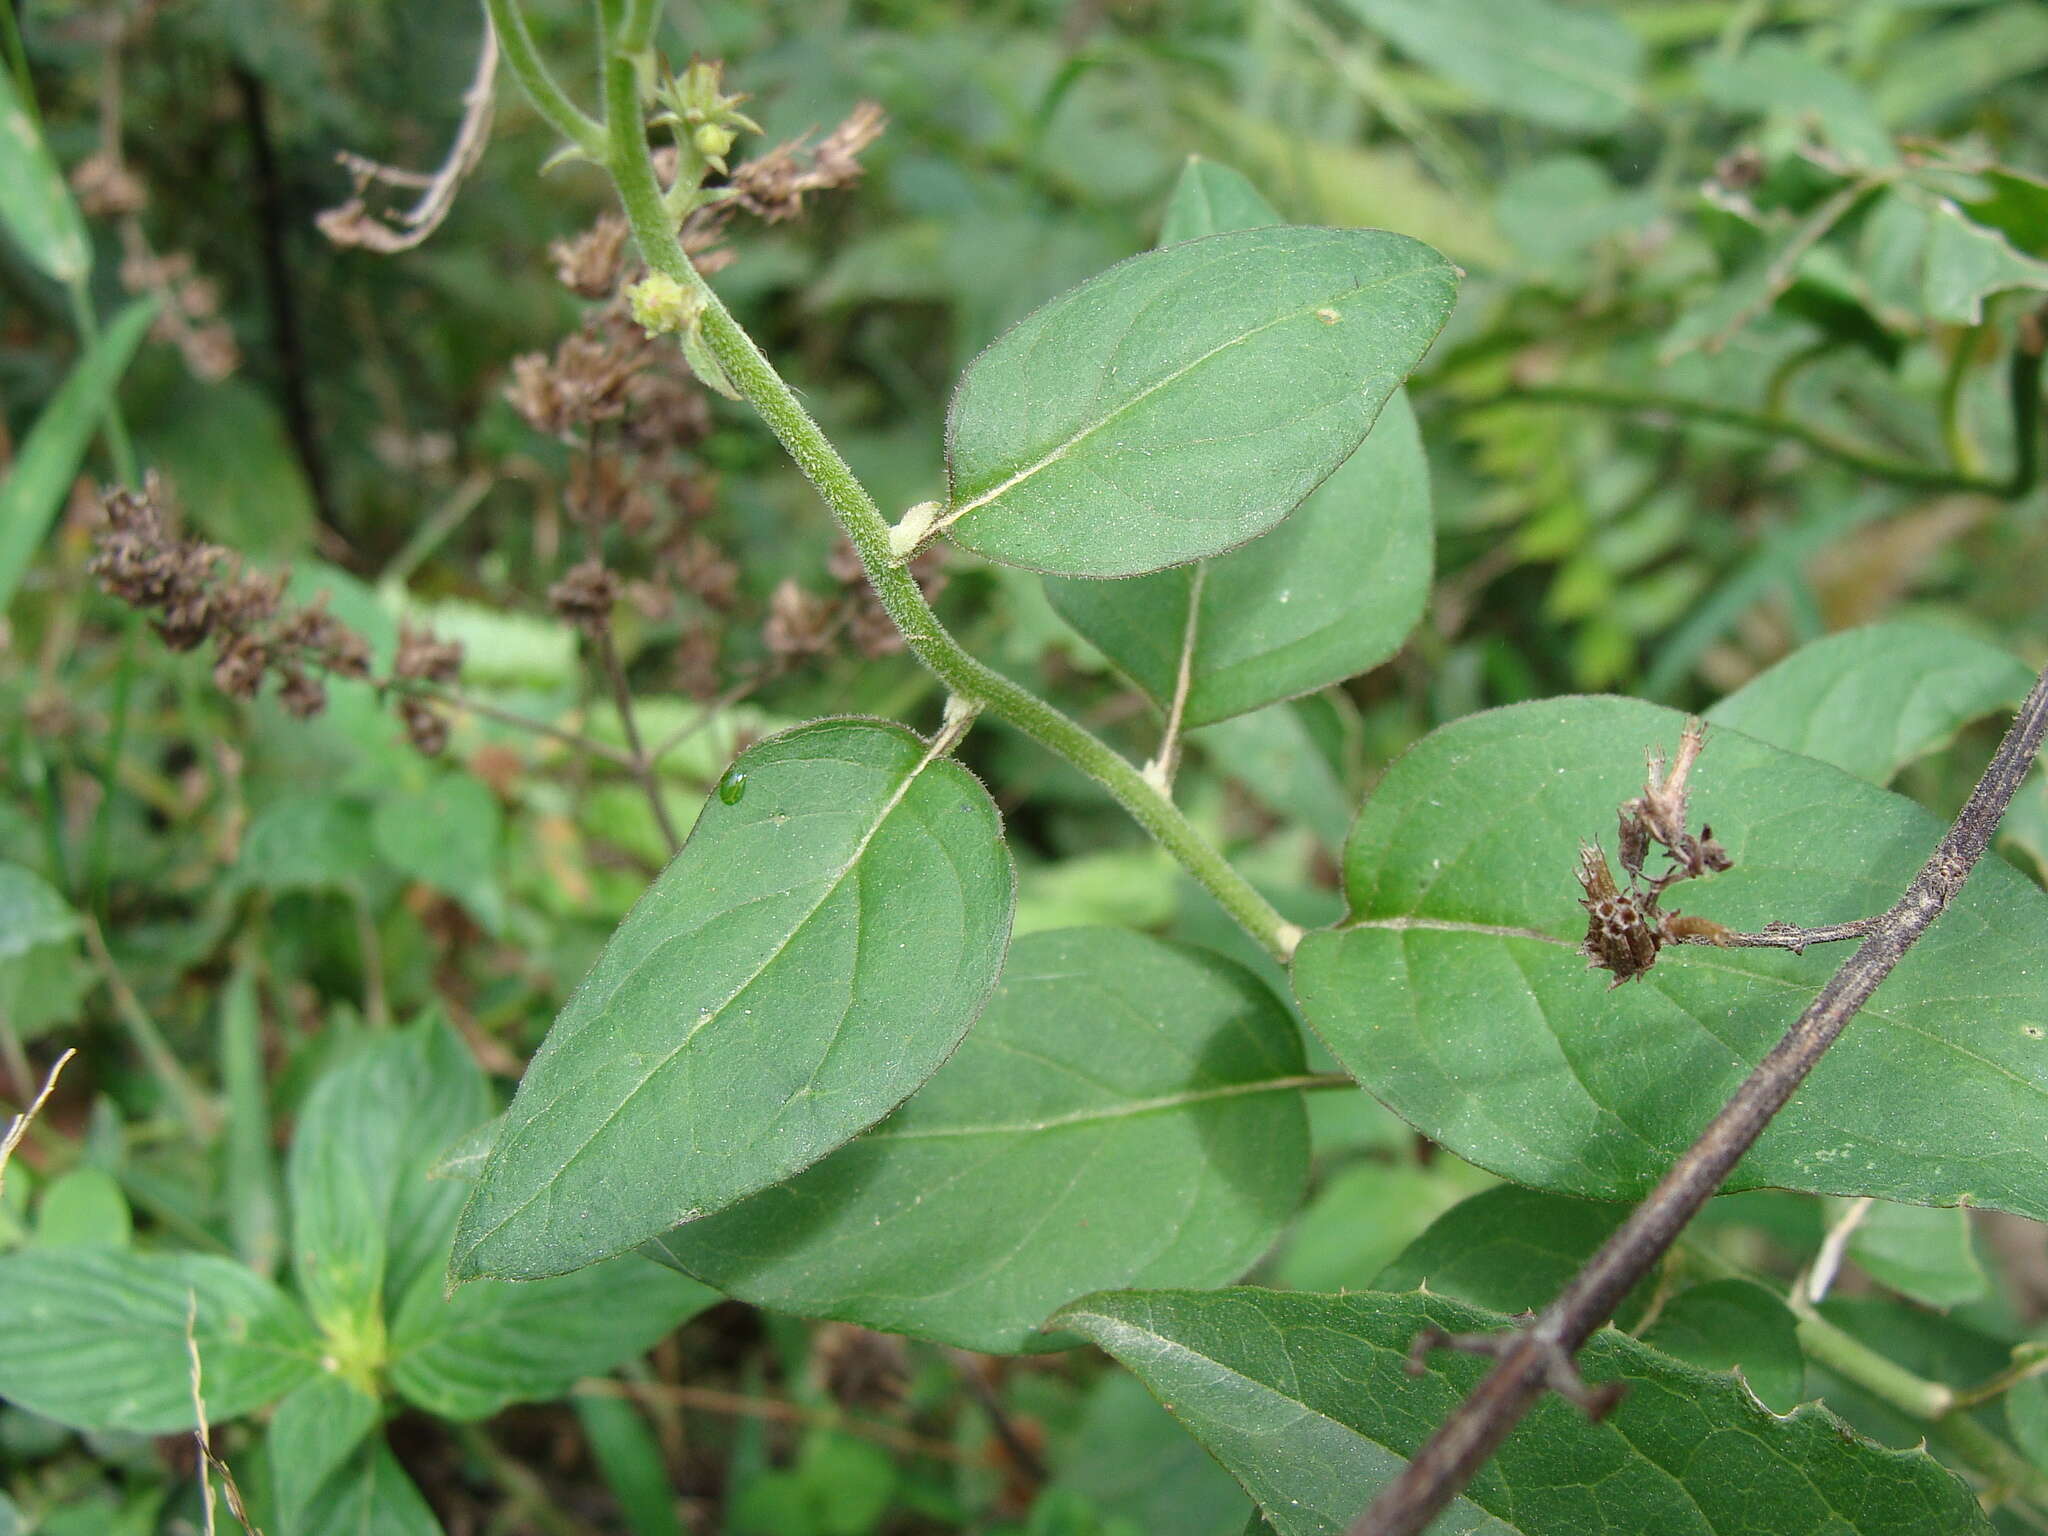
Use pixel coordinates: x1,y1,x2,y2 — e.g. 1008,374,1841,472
8,0,2048,1531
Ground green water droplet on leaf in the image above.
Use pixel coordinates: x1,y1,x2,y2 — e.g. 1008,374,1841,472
717,767,747,805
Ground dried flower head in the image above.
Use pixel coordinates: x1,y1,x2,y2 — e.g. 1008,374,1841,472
548,558,623,633
729,102,887,224
1576,718,1736,986
550,214,631,298
1577,842,1662,987
762,578,837,659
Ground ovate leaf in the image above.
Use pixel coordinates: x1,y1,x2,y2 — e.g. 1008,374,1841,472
1338,0,1643,132
0,69,90,283
1292,697,2048,1221
1707,623,2032,785
452,718,1014,1281
1055,1287,1987,1536
1049,1370,1252,1536
295,1439,443,1536
0,864,77,961
1048,161,1431,723
388,1255,718,1420
370,773,505,931
649,927,1309,1353
0,1249,318,1431
1845,1200,1987,1310
0,298,156,613
268,1372,380,1533
287,1015,490,1342
1047,393,1429,725
943,226,1455,577
1640,1278,1805,1415
1158,156,1287,247
1372,1184,1643,1322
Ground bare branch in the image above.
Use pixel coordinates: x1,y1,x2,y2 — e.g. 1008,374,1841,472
0,1048,75,1199
1350,659,2048,1536
317,20,497,254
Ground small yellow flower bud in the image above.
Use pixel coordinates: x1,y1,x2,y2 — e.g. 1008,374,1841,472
693,123,736,162
626,272,699,337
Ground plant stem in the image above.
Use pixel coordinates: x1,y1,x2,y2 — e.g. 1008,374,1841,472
1349,658,2048,1536
482,0,604,156
1474,356,2043,497
64,279,137,486
391,677,639,769
1145,562,1203,794
1941,326,1988,479
1791,1296,2048,1511
1670,916,1881,952
79,914,218,1139
594,622,682,856
592,47,1299,961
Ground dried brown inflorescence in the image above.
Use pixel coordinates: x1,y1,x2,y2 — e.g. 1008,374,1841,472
90,477,462,750
1576,718,1734,986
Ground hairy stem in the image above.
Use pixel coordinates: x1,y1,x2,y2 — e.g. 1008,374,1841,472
482,0,604,156
1350,659,2048,1536
591,47,1299,960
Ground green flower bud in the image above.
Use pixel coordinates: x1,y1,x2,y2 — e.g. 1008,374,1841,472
626,273,700,337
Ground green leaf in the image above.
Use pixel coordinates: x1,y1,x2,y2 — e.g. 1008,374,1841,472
0,68,91,283
1921,199,2048,325
0,298,155,613
369,774,504,931
135,375,316,557
1698,39,1895,169
1844,1199,1987,1310
1157,155,1287,248
0,1249,318,1432
1049,1370,1251,1536
1272,1160,1494,1296
387,1256,718,1420
1372,1184,1645,1322
268,1372,380,1534
236,796,380,894
295,1438,443,1536
1054,1287,1988,1536
1706,623,2033,785
0,864,77,961
1337,0,1643,132
452,718,1015,1281
1291,696,2048,1221
1640,1278,1804,1415
287,1016,490,1343
649,927,1309,1353
2007,1374,2048,1475
32,1168,130,1249
1047,160,1428,723
1193,704,1353,854
218,962,282,1277
942,226,1456,577
574,1393,688,1536
1047,391,1428,726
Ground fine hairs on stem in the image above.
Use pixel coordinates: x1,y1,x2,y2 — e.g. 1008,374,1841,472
1349,660,2048,1536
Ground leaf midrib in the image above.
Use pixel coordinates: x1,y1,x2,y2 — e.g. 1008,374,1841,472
457,739,943,1268
944,262,1436,525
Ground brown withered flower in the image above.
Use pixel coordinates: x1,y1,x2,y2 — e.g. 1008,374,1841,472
550,213,631,298
90,477,373,724
1577,718,1736,986
548,558,623,633
762,577,837,658
1577,842,1662,987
